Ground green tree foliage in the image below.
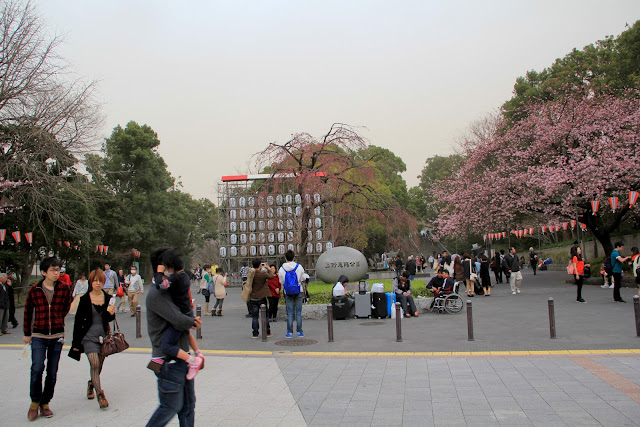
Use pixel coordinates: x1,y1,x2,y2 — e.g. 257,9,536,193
87,121,217,271
502,21,640,122
410,154,463,225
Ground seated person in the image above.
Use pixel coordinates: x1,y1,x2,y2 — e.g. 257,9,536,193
393,271,418,318
432,268,455,297
426,268,446,290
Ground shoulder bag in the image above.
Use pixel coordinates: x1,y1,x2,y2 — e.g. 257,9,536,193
101,318,129,357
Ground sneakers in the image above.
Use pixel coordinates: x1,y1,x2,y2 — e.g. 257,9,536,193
414,312,419,317
297,332,304,338
512,291,516,295
616,299,627,303
601,284,610,288
577,298,587,303
39,404,53,418
186,356,204,380
516,289,521,294
267,332,273,337
285,333,293,338
251,334,259,339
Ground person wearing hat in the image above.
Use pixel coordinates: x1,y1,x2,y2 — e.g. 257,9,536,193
102,263,118,296
58,267,72,288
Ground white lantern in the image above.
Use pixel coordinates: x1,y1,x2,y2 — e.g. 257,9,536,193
267,220,274,230
239,197,246,207
249,209,256,219
277,220,284,230
316,243,323,253
259,246,266,256
314,193,321,203
250,246,257,256
268,232,275,243
276,194,283,205
240,246,247,256
314,207,321,216
285,194,292,205
240,234,247,244
249,221,256,232
230,222,237,232
277,207,283,218
258,208,265,218
326,242,333,250
267,208,274,218
307,243,313,254
229,197,236,208
220,247,227,257
239,209,246,219
230,247,237,257
249,233,256,243
287,231,294,242
229,210,237,220
295,194,301,204
288,244,295,251
278,232,284,242
268,245,275,255
278,244,285,254
258,220,265,231
248,196,255,207
316,230,322,240
230,234,237,244
240,222,247,232
315,218,322,228
267,195,274,205
259,233,266,243
286,219,293,230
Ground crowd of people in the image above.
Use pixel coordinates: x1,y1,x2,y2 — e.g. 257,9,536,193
6,240,640,425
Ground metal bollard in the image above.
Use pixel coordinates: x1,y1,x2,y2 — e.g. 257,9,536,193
395,302,403,342
467,300,474,341
260,304,268,342
548,297,556,339
634,295,640,337
327,304,334,342
196,305,202,340
136,305,142,339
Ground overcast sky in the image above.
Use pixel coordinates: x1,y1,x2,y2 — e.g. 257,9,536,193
38,1,640,200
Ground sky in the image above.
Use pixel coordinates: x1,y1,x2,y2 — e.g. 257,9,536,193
37,0,640,201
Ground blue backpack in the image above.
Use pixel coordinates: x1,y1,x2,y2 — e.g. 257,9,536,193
283,264,300,295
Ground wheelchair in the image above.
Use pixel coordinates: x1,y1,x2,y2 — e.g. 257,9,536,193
428,280,464,314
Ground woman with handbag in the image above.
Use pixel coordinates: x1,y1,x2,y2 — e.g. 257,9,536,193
571,246,590,303
462,253,476,297
211,267,228,316
69,268,115,409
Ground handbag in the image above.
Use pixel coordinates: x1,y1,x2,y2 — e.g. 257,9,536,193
202,286,210,297
240,268,255,302
101,318,129,357
566,261,576,275
583,265,591,279
116,285,124,298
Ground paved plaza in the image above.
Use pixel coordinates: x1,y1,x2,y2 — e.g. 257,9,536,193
1,269,640,426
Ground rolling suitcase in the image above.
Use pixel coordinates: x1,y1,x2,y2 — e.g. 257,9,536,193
331,295,351,320
386,292,396,316
371,292,387,318
354,291,371,318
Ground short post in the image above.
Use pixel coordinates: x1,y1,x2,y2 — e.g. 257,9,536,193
260,304,268,342
466,300,474,341
548,297,556,339
195,305,202,340
327,304,334,342
395,302,403,342
135,305,142,339
633,295,640,337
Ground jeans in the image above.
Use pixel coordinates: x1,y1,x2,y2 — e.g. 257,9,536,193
250,298,270,336
30,337,63,405
147,360,195,427
396,293,417,315
530,261,537,275
613,272,623,301
575,275,584,300
285,293,303,334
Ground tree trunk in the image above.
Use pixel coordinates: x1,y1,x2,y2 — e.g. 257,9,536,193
20,248,33,289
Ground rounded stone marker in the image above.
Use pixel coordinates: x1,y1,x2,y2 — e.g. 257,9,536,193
316,246,368,283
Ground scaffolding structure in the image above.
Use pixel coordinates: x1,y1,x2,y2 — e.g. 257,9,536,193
217,174,333,277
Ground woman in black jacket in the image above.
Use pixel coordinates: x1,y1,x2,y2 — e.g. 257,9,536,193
70,269,115,409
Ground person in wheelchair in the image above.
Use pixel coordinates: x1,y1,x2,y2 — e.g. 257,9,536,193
393,271,418,317
429,268,456,309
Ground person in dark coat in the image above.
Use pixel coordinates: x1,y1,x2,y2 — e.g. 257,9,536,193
480,255,492,296
0,276,10,334
5,277,18,328
69,269,116,409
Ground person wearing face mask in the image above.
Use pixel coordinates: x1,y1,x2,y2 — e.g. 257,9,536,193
125,266,144,317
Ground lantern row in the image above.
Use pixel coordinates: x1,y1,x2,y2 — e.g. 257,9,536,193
483,221,587,241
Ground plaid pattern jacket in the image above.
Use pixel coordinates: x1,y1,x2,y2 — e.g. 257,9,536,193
24,280,72,337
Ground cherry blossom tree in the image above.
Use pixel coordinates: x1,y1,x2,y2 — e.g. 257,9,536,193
255,123,417,262
432,90,640,255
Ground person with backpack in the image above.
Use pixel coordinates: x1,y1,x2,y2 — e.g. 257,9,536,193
278,250,306,338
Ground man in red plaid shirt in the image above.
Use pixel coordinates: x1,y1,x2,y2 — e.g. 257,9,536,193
23,257,72,421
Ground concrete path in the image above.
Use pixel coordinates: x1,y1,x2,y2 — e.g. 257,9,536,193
1,269,639,425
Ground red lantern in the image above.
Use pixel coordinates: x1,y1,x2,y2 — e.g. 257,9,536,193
104,246,109,255
591,200,599,215
529,227,534,235
541,226,547,234
629,191,639,208
0,229,5,245
25,232,33,246
562,222,568,230
502,231,506,238
12,231,20,243
570,220,576,229
64,241,70,248
99,245,104,254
